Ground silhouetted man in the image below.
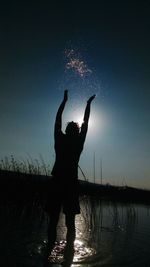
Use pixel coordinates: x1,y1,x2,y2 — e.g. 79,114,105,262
45,90,95,266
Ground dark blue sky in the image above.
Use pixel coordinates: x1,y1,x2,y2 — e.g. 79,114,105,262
0,1,150,188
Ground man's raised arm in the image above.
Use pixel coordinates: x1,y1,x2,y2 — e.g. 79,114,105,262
83,95,95,124
80,94,95,140
54,90,68,135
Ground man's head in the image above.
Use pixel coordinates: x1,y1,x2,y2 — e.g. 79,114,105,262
65,121,80,137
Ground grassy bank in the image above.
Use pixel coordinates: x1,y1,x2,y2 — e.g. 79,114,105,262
0,169,150,207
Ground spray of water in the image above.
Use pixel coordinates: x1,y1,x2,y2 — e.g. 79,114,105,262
61,46,103,100
65,48,92,78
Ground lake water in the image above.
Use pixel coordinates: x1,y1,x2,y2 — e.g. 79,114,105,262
1,196,150,267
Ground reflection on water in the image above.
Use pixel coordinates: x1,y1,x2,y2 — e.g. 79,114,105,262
73,239,96,261
1,197,150,266
47,239,95,264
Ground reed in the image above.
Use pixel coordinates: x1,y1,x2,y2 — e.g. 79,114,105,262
0,155,139,239
0,155,51,175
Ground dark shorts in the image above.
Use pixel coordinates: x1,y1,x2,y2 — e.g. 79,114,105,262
44,178,80,215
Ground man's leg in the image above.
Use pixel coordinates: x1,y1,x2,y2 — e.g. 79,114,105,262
44,209,60,266
47,207,60,252
63,212,76,266
65,213,76,246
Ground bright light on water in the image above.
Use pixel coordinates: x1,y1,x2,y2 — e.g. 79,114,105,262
47,239,96,263
74,239,83,246
73,239,96,261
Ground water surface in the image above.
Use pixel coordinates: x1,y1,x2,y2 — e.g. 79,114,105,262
1,197,150,267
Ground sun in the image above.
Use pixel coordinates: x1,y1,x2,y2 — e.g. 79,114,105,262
75,115,84,127
66,106,98,131
73,114,92,127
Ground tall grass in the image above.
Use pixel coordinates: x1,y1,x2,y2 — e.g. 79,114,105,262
0,155,139,266
76,196,138,249
0,155,140,241
0,155,51,176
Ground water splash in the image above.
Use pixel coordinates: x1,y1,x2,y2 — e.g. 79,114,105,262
47,239,96,264
59,46,104,102
65,49,92,78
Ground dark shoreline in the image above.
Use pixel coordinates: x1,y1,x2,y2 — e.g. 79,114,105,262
0,169,150,206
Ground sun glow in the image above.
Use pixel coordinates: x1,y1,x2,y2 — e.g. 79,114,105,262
73,113,93,128
75,115,84,127
64,105,105,138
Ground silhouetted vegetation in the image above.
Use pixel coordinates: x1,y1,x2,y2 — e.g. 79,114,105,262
0,158,149,266
0,168,150,210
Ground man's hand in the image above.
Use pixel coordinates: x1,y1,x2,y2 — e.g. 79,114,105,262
64,90,68,102
87,94,96,104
